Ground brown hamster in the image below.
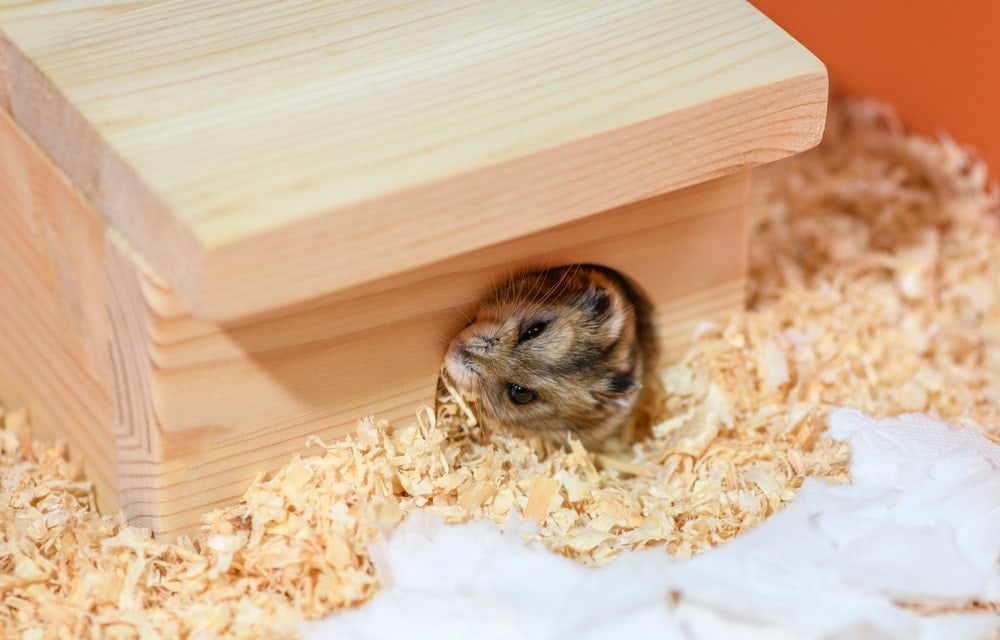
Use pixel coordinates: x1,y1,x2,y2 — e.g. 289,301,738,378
443,264,661,448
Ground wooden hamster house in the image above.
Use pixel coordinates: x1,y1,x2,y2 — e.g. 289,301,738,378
0,0,826,537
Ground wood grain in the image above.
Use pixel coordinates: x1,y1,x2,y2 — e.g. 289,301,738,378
0,0,826,321
106,172,748,538
0,108,116,509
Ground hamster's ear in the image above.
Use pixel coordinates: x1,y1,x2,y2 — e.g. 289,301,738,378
582,283,626,338
591,371,639,407
582,287,612,318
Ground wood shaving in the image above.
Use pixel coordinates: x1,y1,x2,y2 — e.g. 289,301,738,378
2,99,998,635
0,407,379,639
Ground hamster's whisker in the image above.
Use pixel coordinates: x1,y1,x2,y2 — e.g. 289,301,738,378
550,264,577,296
521,270,554,308
483,266,507,305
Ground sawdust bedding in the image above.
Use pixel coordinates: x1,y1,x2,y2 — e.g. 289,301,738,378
2,99,998,638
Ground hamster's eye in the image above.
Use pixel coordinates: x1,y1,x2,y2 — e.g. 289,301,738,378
518,320,548,344
506,383,536,405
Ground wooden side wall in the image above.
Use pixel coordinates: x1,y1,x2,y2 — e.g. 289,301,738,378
0,108,116,509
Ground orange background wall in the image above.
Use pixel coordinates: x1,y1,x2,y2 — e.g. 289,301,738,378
751,1,1000,176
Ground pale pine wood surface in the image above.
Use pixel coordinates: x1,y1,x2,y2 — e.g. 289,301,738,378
0,0,826,321
0,108,117,509
107,173,748,538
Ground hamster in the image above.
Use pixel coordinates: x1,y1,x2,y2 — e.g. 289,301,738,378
443,264,661,448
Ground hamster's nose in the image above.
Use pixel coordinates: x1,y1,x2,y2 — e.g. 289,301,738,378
463,334,498,355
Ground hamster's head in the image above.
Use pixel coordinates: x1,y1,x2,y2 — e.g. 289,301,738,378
443,266,643,443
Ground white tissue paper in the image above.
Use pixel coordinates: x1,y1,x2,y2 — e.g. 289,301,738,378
306,409,1000,640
